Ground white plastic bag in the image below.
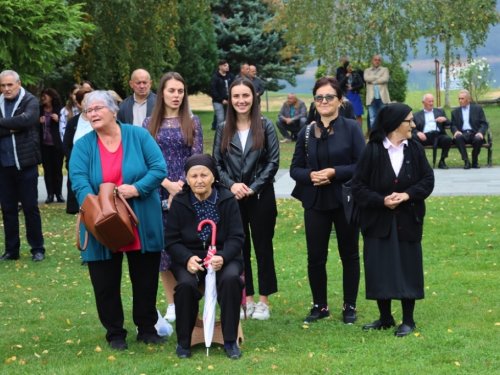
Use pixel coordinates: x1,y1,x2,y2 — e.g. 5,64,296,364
155,309,173,337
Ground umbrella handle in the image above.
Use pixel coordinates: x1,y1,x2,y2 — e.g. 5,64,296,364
198,219,217,247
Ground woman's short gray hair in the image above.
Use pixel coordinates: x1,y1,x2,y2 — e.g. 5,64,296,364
85,90,119,114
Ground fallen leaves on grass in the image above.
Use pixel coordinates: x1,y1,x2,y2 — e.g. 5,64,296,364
108,356,116,361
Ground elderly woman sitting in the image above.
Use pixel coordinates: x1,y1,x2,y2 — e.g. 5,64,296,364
165,154,245,360
70,90,167,350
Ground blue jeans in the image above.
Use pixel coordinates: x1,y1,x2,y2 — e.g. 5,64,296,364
368,98,386,130
0,165,45,256
213,102,227,128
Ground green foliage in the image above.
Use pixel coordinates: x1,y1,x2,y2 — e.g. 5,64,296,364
314,65,328,80
0,0,94,85
172,0,219,95
70,0,180,96
454,57,495,102
387,63,410,103
212,0,304,91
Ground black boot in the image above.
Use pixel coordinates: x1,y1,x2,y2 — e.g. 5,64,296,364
45,194,54,204
438,158,449,169
56,194,66,203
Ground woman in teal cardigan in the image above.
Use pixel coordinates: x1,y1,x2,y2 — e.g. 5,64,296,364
70,91,167,351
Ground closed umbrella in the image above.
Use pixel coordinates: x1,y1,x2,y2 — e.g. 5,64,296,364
198,219,217,356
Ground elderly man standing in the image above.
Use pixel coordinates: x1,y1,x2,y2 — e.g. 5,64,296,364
364,55,390,134
249,65,265,105
0,70,45,262
412,93,452,169
276,94,308,143
117,69,156,126
451,89,488,169
236,63,250,79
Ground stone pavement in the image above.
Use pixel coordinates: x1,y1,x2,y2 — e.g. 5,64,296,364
38,167,500,205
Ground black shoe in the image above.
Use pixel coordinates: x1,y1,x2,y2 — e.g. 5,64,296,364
464,160,471,169
176,344,191,359
109,339,128,351
225,343,242,359
438,160,449,169
45,194,54,204
0,253,20,261
32,253,45,262
342,303,357,324
137,332,166,345
395,323,415,337
304,304,330,324
56,194,65,203
362,318,396,330
472,163,480,169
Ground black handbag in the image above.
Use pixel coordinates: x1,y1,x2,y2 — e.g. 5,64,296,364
291,124,312,201
342,179,360,226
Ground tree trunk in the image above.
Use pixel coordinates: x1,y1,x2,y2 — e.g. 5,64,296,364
444,38,451,108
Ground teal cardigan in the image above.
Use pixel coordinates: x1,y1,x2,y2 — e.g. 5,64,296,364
69,122,167,261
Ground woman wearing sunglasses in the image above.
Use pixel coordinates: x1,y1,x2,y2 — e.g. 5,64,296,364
290,77,366,325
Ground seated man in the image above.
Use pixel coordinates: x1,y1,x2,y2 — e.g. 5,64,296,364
412,93,452,169
276,93,307,143
451,89,488,169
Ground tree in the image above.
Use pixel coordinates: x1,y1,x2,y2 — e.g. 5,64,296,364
0,0,94,85
212,0,304,91
173,0,219,95
70,0,180,96
417,0,500,107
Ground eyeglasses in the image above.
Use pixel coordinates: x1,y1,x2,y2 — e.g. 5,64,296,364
314,94,338,103
84,106,106,115
401,118,415,125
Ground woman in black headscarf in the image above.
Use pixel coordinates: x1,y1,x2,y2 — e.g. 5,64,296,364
165,154,245,360
351,103,434,337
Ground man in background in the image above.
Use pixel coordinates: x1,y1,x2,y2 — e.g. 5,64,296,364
117,69,156,126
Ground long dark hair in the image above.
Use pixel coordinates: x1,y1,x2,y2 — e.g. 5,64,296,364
148,72,195,146
64,84,81,120
41,88,62,109
220,78,264,154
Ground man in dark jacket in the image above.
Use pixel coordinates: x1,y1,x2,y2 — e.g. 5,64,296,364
412,93,452,169
451,89,488,169
0,70,45,262
249,65,265,105
117,69,156,126
210,59,235,130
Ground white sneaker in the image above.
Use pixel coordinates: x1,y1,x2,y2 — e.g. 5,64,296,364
164,303,176,322
252,302,270,320
240,301,256,319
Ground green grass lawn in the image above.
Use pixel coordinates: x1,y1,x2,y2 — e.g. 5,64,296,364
1,197,499,374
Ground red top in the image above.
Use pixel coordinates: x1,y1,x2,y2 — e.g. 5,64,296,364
98,139,140,252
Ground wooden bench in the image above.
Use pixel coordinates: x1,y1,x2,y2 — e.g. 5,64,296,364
423,121,493,167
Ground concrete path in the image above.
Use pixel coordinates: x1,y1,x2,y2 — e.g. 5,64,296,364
38,167,500,205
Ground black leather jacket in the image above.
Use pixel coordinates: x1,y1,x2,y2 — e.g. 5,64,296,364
213,117,279,195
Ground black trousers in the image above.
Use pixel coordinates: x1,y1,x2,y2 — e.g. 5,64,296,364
41,144,64,195
87,251,161,342
0,165,45,256
454,131,485,163
171,260,244,348
416,132,452,159
238,184,278,297
65,170,79,214
304,206,360,306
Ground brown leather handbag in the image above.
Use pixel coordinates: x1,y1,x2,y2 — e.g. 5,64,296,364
76,183,139,253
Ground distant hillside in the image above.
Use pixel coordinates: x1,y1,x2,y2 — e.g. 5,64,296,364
279,5,500,94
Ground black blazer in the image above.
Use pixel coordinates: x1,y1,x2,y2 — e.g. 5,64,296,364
290,116,366,209
412,108,450,136
450,104,488,135
351,140,434,242
117,92,156,125
39,105,63,149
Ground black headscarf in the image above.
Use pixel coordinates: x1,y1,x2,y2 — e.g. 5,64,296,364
184,153,221,181
369,103,413,142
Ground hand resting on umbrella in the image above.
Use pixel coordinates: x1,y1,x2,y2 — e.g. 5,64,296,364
210,255,224,272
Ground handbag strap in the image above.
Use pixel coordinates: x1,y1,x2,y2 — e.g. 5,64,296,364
75,211,89,251
304,123,312,163
114,186,139,226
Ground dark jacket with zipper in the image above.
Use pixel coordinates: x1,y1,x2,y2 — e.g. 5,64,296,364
351,140,434,242
165,186,245,269
212,117,279,195
39,104,63,149
0,87,42,169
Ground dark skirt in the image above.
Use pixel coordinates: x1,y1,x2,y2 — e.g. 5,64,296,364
363,216,424,300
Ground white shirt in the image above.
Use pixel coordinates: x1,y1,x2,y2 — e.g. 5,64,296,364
423,109,438,133
383,137,408,177
132,94,148,126
461,105,472,131
73,115,93,144
237,128,250,153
